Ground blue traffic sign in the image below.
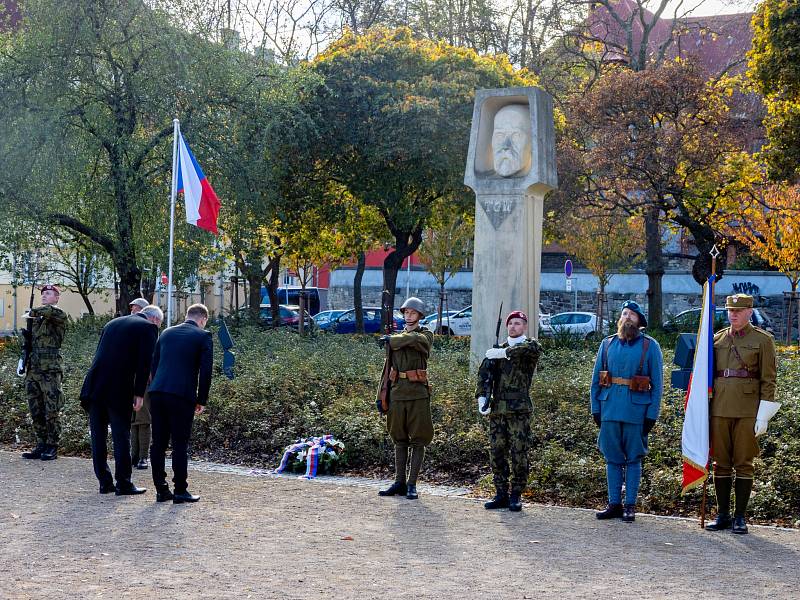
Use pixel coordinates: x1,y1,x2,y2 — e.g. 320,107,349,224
565,259,573,278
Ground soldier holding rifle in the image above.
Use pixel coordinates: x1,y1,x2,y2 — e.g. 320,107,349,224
376,297,433,501
475,310,542,512
19,284,68,461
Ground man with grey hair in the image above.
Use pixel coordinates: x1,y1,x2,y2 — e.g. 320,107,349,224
129,298,150,314
80,304,162,495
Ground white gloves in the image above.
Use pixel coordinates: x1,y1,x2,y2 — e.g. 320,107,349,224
477,396,491,416
754,400,781,436
485,347,507,360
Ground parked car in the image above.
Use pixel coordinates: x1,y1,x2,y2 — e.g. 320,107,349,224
540,311,609,339
259,286,328,315
321,307,404,334
425,306,472,336
420,310,459,327
663,307,775,335
230,304,313,330
313,310,346,328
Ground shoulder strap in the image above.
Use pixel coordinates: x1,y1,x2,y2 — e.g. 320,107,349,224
637,336,651,375
602,335,615,372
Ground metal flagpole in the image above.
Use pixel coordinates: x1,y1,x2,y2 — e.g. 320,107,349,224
700,244,720,528
167,118,180,327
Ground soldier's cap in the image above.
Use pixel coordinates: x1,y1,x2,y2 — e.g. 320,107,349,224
129,298,149,309
725,294,754,309
506,310,528,325
40,284,60,295
620,300,647,328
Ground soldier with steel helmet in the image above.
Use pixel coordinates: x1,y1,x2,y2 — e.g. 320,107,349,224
705,293,779,535
376,297,434,500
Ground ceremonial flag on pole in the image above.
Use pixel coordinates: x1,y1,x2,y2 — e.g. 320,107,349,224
176,131,221,235
681,274,715,493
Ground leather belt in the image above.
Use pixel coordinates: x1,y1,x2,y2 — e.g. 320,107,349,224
715,369,758,379
611,377,632,386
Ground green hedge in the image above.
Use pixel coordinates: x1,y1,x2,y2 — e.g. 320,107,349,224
1,320,798,525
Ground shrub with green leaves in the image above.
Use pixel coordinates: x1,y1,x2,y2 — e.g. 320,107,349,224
1,321,797,525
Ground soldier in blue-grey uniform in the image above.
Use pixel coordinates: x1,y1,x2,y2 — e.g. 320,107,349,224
590,300,663,523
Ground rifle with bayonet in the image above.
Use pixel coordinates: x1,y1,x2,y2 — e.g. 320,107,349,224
478,302,503,413
17,273,37,377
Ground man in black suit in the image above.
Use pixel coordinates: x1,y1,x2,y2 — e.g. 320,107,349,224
148,303,213,504
80,305,163,495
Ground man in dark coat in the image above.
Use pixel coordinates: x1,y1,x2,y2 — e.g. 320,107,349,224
80,305,163,494
148,303,213,504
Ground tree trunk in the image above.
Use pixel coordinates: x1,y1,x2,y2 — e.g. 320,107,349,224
267,256,281,327
115,255,141,315
644,207,664,329
354,251,366,334
438,282,445,335
246,271,263,319
382,230,423,332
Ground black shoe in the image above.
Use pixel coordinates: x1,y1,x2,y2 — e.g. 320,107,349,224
508,493,522,512
378,482,407,497
705,513,732,531
156,487,174,503
622,504,636,522
99,482,116,494
596,503,623,519
173,491,200,504
40,445,58,461
405,484,418,500
732,515,749,534
135,458,148,470
22,444,46,459
116,484,147,496
484,493,510,510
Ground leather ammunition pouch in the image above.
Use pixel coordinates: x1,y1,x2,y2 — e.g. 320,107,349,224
599,371,612,388
630,375,651,392
389,368,428,384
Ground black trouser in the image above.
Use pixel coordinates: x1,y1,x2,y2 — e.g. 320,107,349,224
89,401,134,488
149,392,195,493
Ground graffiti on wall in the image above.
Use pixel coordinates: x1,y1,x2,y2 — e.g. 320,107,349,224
732,282,760,296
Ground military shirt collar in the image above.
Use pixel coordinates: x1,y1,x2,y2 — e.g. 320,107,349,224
618,332,642,346
730,323,752,338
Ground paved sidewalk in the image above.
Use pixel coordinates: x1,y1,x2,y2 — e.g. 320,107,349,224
1,450,798,599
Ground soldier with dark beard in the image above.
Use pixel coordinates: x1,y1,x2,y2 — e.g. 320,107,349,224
590,301,663,523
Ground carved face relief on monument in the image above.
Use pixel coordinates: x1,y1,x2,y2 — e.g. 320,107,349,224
491,104,532,178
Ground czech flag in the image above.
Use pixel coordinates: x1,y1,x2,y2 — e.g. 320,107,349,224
176,132,221,235
681,274,715,493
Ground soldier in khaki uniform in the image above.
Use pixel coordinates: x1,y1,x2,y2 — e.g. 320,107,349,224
377,297,434,500
20,284,68,461
475,310,542,512
706,294,779,534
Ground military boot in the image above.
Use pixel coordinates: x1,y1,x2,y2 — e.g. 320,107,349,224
21,443,46,459
596,503,623,520
484,492,510,510
405,484,419,500
508,492,523,512
732,478,752,535
622,504,636,523
378,482,407,497
706,475,732,531
40,445,58,461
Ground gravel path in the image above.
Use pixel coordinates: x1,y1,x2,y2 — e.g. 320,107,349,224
1,450,798,599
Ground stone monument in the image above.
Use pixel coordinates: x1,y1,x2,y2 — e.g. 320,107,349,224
465,87,558,367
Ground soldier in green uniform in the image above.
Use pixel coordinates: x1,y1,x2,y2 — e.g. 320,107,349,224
20,284,68,461
475,310,542,512
706,294,779,534
377,297,434,500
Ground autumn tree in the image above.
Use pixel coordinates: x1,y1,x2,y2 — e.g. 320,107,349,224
558,207,645,330
417,208,473,330
312,27,535,326
562,60,742,326
722,181,800,341
749,0,800,181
